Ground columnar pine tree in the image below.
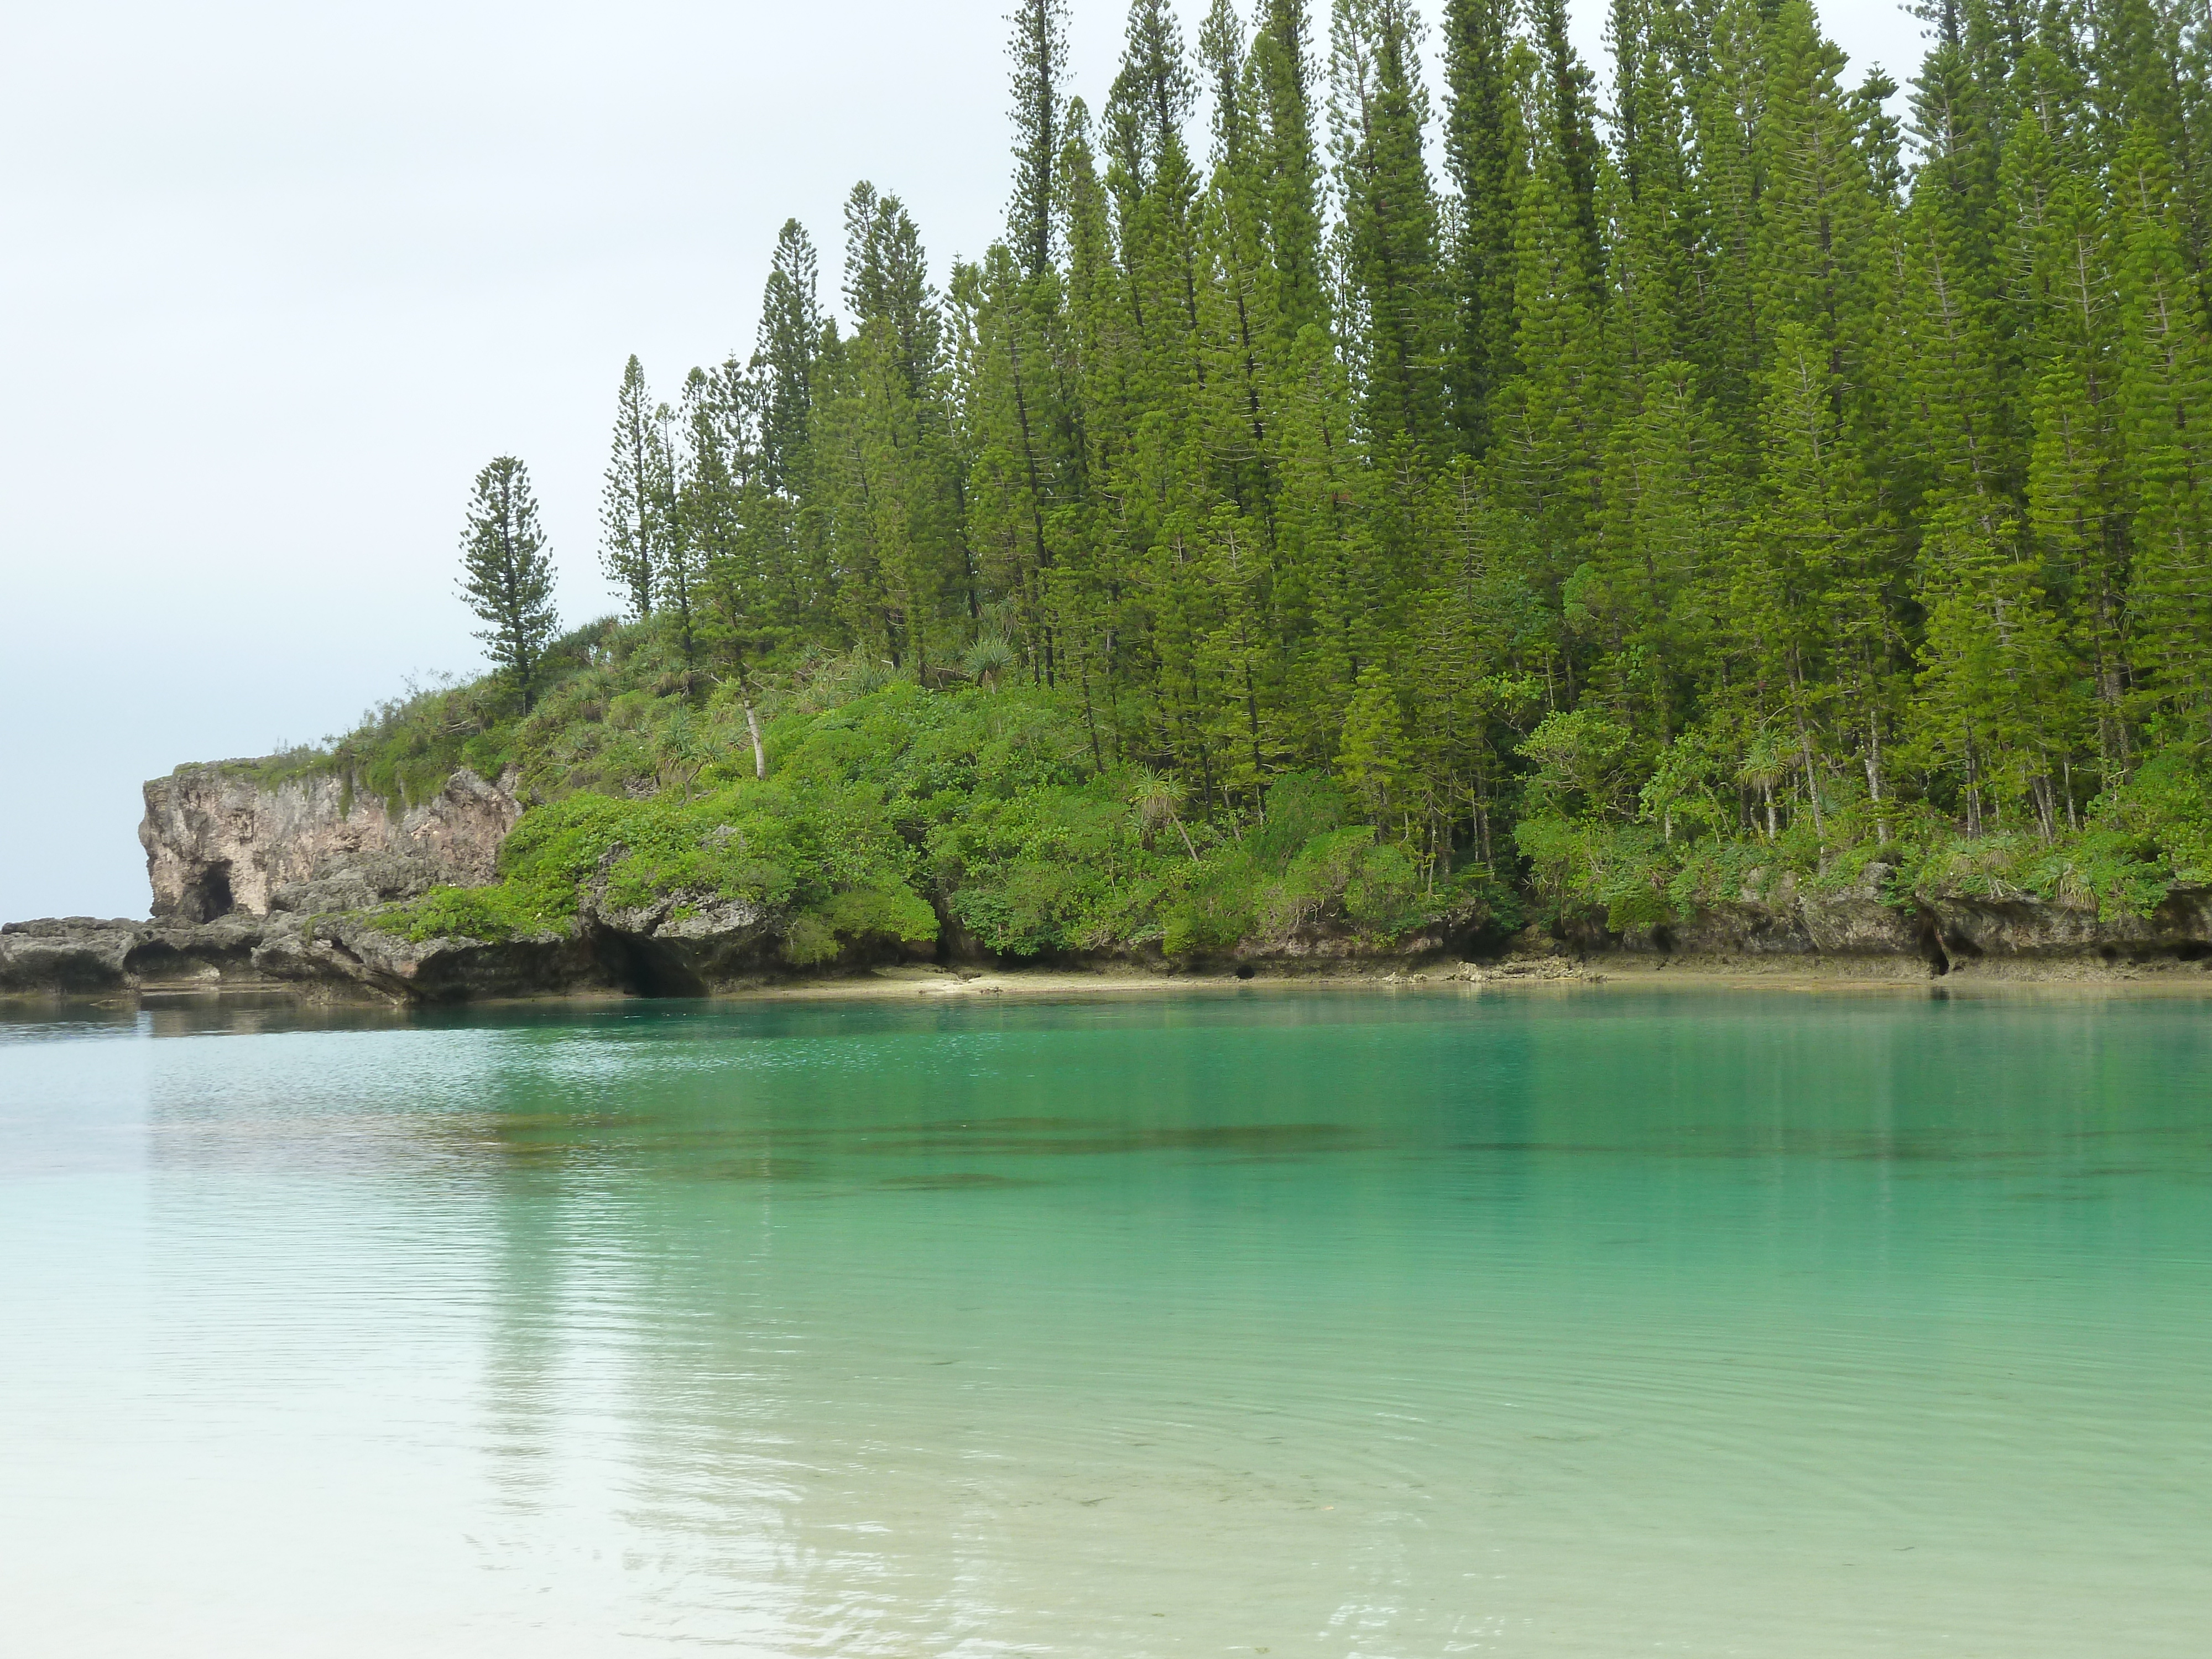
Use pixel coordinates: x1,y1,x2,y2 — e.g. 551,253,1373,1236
1009,0,1073,280
1442,0,1525,455
2114,121,2212,736
1330,0,1449,457
458,457,557,711
755,221,822,495
600,356,669,620
1250,0,1331,345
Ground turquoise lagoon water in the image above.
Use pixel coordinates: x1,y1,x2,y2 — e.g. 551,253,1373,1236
2,984,2208,1656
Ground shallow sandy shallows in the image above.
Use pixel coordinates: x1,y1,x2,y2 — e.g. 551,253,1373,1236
746,952,2212,1004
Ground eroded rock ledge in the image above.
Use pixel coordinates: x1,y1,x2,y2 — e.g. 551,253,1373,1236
8,768,2212,1004
0,895,1488,1004
0,910,737,1003
1552,863,2212,980
8,879,2211,1003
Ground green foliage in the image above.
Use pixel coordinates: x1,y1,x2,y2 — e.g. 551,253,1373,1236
457,456,558,711
1342,838,1425,933
794,884,937,964
601,355,671,622
1517,709,1636,820
1250,772,1349,870
374,882,552,945
1336,667,1408,822
349,649,1490,964
1160,855,1261,958
301,1,2212,961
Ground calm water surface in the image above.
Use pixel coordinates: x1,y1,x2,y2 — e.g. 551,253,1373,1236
3,985,2209,1656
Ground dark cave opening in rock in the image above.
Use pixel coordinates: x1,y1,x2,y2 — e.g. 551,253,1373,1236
180,862,235,923
591,928,708,999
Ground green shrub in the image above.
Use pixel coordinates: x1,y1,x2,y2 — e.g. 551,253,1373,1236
1160,855,1261,958
782,912,839,965
819,885,939,948
1250,773,1348,872
1344,841,1426,937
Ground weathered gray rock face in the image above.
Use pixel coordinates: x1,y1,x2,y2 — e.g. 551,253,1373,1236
2,915,281,997
1570,863,2212,978
140,764,520,922
1921,886,2212,971
1227,905,1496,971
251,916,615,1002
0,911,677,1003
2,895,841,1004
1583,864,1941,967
573,889,786,994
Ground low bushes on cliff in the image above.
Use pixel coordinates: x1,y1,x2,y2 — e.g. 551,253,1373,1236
1514,707,2212,930
372,670,1506,964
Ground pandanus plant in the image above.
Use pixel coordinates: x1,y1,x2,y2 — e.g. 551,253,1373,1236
962,634,1016,689
1738,734,1790,842
1130,768,1199,860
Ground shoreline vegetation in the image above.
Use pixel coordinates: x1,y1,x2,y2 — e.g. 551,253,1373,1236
29,611,2179,1004
16,957,2212,1024
272,624,1522,970
15,0,2212,1001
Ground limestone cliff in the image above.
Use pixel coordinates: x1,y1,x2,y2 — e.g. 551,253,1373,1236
139,763,520,921
8,760,2212,1004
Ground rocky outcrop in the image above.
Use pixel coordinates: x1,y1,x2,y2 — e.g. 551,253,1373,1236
1567,862,2212,978
1918,886,2212,972
571,885,789,995
4,759,926,1002
2,891,873,1005
10,761,2211,1003
1221,904,1498,973
140,764,520,922
0,911,657,1003
2,915,291,998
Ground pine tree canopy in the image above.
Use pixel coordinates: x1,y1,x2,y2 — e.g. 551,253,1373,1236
549,0,2212,928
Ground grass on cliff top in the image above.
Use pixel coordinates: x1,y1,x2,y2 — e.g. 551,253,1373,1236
270,613,2212,953
367,658,1507,964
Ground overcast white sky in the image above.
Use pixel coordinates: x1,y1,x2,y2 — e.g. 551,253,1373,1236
0,0,1923,921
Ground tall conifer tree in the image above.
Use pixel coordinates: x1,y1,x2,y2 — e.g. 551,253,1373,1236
601,355,669,620
1330,0,1449,455
1008,0,1073,279
459,457,557,711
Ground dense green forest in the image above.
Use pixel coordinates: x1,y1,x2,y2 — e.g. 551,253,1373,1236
396,0,2212,957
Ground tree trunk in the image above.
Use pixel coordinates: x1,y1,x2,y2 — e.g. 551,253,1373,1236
744,700,767,780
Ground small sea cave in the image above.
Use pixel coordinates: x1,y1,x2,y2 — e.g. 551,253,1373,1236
1914,914,1951,977
178,861,236,924
591,928,708,999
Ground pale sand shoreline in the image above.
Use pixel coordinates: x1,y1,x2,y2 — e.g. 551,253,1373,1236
735,954,2212,1004
16,951,2212,1017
